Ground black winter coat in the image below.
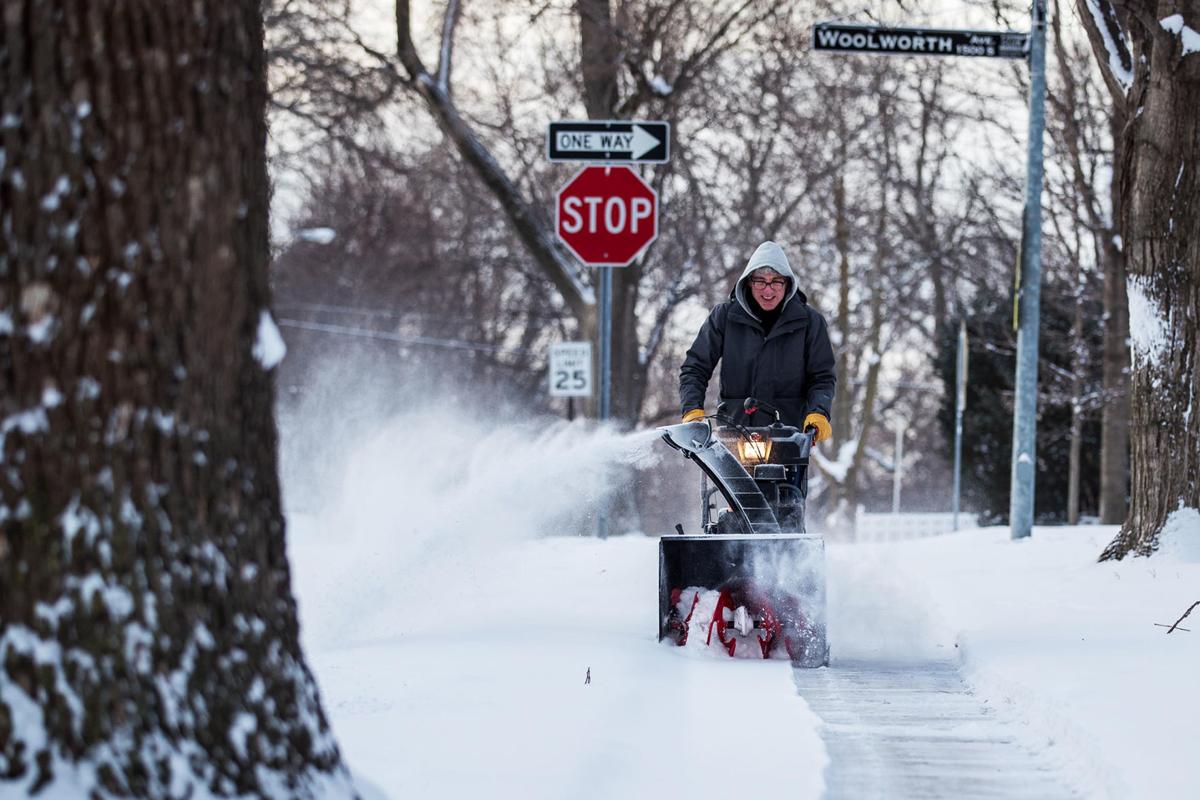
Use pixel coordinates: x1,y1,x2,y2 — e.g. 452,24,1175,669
679,297,837,428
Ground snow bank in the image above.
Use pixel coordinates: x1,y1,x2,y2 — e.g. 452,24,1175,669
1156,506,1200,562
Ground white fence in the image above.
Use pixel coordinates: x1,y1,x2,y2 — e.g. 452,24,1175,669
853,511,978,542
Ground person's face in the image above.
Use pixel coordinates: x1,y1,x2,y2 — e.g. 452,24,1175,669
749,269,787,311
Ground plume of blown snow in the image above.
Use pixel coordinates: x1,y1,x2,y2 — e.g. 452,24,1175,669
280,355,662,648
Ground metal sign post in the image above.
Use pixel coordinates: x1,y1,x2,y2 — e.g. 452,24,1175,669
597,267,612,539
598,270,612,421
892,423,904,514
1009,0,1047,540
954,320,969,531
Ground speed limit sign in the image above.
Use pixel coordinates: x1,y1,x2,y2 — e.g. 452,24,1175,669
549,342,593,398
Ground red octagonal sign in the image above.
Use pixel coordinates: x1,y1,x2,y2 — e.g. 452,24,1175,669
556,166,658,266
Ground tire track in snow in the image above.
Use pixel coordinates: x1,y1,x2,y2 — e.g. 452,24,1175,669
793,660,1081,799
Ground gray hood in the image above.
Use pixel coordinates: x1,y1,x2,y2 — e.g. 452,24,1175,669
731,241,803,319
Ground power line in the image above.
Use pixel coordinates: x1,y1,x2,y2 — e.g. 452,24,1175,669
274,300,568,323
276,318,539,357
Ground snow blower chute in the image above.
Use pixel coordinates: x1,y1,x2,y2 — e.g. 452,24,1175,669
658,401,828,667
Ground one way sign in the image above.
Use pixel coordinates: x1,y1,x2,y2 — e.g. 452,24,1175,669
547,120,670,164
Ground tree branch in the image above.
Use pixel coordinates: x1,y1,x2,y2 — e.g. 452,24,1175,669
1165,601,1199,634
638,271,691,366
437,0,463,93
394,0,595,317
396,0,429,79
1075,0,1134,108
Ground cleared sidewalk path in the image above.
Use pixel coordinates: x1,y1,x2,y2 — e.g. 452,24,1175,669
793,660,1080,799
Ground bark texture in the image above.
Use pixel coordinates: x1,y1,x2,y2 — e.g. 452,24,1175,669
1083,1,1200,558
0,2,352,795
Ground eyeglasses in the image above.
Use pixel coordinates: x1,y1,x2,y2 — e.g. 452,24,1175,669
749,278,787,291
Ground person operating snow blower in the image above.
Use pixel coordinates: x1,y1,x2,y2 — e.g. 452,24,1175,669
679,240,836,465
653,241,837,665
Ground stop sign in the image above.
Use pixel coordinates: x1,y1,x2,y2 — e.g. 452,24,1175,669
556,166,658,266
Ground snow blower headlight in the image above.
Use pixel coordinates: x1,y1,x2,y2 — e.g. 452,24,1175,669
737,435,771,464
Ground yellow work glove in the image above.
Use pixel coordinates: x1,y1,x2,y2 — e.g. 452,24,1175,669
803,413,832,443
682,408,706,423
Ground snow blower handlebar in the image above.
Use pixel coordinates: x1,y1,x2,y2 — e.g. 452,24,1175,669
742,397,781,422
743,397,820,437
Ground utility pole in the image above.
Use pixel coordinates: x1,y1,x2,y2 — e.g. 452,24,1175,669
892,423,904,514
1009,0,1047,540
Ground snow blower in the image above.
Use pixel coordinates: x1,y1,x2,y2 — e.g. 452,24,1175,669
658,399,828,667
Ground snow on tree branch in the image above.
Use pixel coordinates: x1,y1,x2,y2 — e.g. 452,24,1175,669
1160,14,1200,57
1080,0,1134,93
638,272,688,366
812,438,859,484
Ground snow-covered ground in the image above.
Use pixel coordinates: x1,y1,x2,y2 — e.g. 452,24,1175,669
293,531,825,800
286,417,1200,798
832,522,1200,799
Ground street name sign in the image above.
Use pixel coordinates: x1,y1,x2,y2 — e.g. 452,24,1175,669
813,22,1028,59
549,342,593,398
547,120,670,163
556,166,658,267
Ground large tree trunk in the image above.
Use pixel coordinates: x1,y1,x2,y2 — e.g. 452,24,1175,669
1099,114,1131,524
1092,3,1200,558
0,3,352,795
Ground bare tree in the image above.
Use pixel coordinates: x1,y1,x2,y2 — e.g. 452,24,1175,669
0,3,352,795
1048,0,1129,524
392,0,787,423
